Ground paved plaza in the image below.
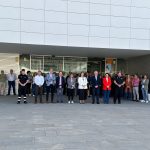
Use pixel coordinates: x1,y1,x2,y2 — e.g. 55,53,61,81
0,96,149,150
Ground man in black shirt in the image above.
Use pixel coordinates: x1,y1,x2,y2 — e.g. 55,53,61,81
114,72,125,104
17,69,28,104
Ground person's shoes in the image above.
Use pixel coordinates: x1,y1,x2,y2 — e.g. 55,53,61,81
68,101,71,104
140,100,145,103
61,101,63,103
24,101,27,104
17,101,20,104
57,101,59,103
71,101,74,104
146,101,149,104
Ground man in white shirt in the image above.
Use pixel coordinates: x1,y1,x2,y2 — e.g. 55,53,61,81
6,69,17,95
34,70,44,103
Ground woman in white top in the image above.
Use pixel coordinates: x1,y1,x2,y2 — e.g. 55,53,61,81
78,72,88,104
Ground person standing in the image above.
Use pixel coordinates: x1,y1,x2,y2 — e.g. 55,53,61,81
67,73,76,104
124,75,132,100
103,73,112,104
34,70,44,104
6,69,17,95
114,72,125,104
56,71,65,103
141,75,149,103
26,71,33,96
132,74,140,102
45,68,56,103
17,69,28,104
0,70,7,95
78,72,88,104
91,71,101,104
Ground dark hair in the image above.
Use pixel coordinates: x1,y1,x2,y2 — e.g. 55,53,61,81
27,71,31,74
22,69,25,72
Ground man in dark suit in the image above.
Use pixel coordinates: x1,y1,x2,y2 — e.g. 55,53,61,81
56,71,65,103
91,71,101,104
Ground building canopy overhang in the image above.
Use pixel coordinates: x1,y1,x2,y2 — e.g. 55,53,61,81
0,42,150,59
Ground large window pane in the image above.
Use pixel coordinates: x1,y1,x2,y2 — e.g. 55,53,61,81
44,56,63,72
64,57,87,73
31,56,44,71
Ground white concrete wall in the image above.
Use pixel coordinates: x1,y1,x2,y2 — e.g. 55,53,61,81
0,0,150,50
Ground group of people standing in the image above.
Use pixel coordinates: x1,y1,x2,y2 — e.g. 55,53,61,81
0,68,149,104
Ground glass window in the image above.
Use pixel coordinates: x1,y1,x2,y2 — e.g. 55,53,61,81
31,56,44,72
44,56,63,72
64,57,87,73
20,55,30,70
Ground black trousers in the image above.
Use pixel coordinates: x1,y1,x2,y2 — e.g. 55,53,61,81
8,81,16,95
26,83,31,94
18,85,27,100
35,85,43,103
67,88,75,101
114,87,123,104
46,84,55,102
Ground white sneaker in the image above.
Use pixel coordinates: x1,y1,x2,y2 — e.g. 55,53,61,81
141,100,145,103
71,101,74,104
146,101,149,104
68,101,71,104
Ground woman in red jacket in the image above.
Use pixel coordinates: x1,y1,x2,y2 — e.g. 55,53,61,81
103,73,112,104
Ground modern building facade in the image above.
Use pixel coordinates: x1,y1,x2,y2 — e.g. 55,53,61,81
0,0,150,75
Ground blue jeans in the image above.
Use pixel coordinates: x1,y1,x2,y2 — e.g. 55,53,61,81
141,88,148,101
103,90,111,104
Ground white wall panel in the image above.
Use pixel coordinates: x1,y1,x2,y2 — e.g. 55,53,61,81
45,0,67,11
0,19,20,31
110,38,130,49
110,27,130,38
45,23,67,35
132,0,150,8
21,20,44,33
131,29,149,40
21,8,44,21
68,13,89,25
68,1,89,13
68,35,88,47
45,11,67,23
111,0,131,6
68,24,89,36
90,15,110,26
0,30,20,43
111,16,130,27
89,26,109,37
131,18,150,29
89,37,109,48
90,3,110,15
92,0,110,4
0,6,20,19
131,7,150,19
0,0,20,7
130,39,149,50
45,34,67,46
21,0,44,9
21,32,44,44
111,5,130,17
